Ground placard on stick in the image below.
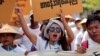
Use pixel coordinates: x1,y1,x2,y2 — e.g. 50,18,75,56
0,0,16,23
32,0,83,22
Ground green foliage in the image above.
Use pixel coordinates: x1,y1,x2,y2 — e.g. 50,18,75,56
82,0,100,11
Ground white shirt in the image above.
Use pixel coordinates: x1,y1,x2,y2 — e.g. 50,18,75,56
15,23,41,51
71,27,82,50
75,31,84,45
75,31,90,45
75,31,90,50
72,27,82,38
88,38,100,48
82,31,90,42
0,45,26,53
36,37,62,51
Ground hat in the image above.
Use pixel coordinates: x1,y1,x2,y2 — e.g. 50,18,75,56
75,18,81,21
65,15,75,22
65,15,73,19
0,24,22,39
44,20,65,39
74,18,82,23
80,18,87,24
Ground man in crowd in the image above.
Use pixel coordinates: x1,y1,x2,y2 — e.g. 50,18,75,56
77,15,100,53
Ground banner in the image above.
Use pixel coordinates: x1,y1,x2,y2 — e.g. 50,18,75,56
27,51,92,56
0,52,24,56
0,0,16,23
16,0,31,15
32,0,83,22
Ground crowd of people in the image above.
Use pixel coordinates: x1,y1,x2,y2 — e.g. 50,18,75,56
0,6,100,56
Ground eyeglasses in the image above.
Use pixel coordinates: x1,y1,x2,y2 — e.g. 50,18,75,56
49,27,61,33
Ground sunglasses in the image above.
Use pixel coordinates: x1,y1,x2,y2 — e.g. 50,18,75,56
49,27,61,33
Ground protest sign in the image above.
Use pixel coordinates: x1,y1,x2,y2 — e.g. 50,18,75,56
0,0,15,23
16,0,31,15
32,0,83,22
27,51,92,56
10,0,32,25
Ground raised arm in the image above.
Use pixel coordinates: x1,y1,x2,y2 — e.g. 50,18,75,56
15,7,37,45
59,12,74,45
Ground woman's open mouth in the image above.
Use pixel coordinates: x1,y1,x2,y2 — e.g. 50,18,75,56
53,34,58,39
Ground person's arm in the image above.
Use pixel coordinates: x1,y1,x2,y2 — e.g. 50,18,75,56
75,33,86,53
60,12,74,45
15,7,37,45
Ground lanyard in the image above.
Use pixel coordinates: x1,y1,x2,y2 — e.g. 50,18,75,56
7,45,15,51
47,42,61,51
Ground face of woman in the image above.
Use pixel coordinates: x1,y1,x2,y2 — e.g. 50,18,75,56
0,33,14,46
48,23,62,42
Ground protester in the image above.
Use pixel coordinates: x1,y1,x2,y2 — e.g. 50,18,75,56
77,15,100,53
15,14,41,52
0,24,26,53
15,7,74,51
71,18,82,50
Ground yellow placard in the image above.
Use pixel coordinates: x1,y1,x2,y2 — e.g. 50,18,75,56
32,0,83,22
16,0,31,15
10,0,32,25
0,0,16,23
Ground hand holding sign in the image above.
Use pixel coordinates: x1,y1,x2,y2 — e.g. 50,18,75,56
10,0,32,25
15,7,23,16
16,0,31,15
59,9,66,22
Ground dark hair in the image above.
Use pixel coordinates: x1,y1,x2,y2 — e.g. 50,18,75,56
40,22,49,40
93,10,100,15
54,17,61,21
30,14,34,19
30,14,34,23
30,14,39,26
86,15,100,27
11,33,16,38
45,23,69,51
40,22,48,31
58,31,69,51
0,33,16,38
